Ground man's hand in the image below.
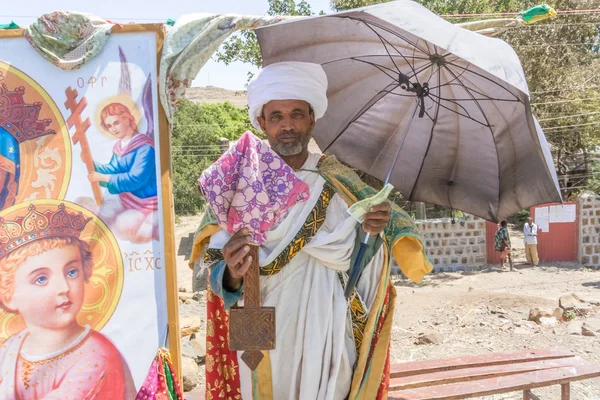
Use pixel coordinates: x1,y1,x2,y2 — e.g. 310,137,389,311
222,228,253,291
361,202,391,235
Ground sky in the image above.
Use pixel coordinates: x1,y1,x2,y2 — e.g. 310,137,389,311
2,0,332,90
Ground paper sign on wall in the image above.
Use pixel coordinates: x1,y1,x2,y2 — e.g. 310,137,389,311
549,204,577,223
536,206,550,232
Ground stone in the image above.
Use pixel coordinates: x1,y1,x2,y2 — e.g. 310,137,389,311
179,287,187,293
583,319,600,335
523,321,540,330
182,356,199,392
190,336,206,359
180,316,201,337
559,294,587,311
566,321,583,335
539,317,559,327
489,306,507,315
528,308,552,324
579,296,600,306
193,291,204,302
553,307,565,321
179,292,195,302
582,326,597,337
415,332,444,345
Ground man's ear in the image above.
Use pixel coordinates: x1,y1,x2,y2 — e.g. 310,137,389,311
257,114,267,132
309,109,316,129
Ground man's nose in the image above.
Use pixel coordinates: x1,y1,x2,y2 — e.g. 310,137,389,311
279,115,295,130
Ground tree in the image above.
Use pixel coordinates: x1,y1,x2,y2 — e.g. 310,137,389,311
216,0,315,79
171,100,255,215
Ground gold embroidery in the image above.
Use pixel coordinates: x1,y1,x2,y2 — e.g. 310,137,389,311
202,182,336,277
338,272,368,354
261,182,335,275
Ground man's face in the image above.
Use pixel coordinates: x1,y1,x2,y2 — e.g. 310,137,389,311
258,100,315,157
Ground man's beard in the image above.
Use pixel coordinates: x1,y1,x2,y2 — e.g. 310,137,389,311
270,130,311,156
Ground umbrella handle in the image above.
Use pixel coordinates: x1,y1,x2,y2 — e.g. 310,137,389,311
344,239,369,299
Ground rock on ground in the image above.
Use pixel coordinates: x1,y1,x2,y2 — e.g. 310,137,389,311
182,356,199,392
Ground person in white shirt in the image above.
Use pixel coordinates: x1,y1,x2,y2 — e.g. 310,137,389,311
523,217,539,266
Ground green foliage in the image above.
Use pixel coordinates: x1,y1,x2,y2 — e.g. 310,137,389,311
171,100,254,215
588,162,600,194
216,0,315,80
451,209,465,219
508,209,531,229
331,0,388,11
564,309,576,321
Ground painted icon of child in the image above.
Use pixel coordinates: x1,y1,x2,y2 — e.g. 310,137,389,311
83,102,158,243
0,203,136,399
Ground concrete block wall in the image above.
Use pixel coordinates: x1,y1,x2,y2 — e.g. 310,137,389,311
579,193,600,267
414,215,487,269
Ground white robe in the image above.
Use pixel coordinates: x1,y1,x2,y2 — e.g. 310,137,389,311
208,153,385,400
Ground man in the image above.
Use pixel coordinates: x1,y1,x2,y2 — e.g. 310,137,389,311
189,62,432,400
494,220,513,271
524,217,539,266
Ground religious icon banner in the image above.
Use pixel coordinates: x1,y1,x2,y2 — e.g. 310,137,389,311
0,26,179,399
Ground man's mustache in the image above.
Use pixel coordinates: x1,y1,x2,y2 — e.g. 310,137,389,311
277,130,297,139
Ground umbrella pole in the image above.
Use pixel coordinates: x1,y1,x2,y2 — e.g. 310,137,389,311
344,101,421,299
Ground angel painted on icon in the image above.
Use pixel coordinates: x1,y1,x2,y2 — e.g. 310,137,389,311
77,48,159,244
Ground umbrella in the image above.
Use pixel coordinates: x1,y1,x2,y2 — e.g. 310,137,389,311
254,0,561,298
254,0,561,223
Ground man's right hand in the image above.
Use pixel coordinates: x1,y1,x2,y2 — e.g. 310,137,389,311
222,228,254,292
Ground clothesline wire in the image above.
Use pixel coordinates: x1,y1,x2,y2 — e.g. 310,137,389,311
532,98,600,106
531,85,600,95
518,42,600,47
1,13,599,24
537,111,600,122
444,9,600,18
542,121,600,131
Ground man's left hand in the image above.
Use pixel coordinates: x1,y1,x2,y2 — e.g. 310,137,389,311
362,202,391,235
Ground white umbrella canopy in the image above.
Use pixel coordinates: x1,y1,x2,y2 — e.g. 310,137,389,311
255,0,561,222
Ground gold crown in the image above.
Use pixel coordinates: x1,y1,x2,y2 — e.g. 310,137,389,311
0,203,92,257
0,81,56,143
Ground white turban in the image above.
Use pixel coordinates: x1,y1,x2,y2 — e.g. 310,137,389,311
247,61,328,130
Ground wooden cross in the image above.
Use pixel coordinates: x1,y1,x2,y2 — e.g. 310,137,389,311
64,87,103,206
229,246,276,370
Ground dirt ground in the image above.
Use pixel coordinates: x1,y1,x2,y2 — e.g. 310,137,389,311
176,217,600,399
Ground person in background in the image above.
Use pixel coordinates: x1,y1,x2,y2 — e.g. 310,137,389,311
524,217,539,266
494,220,513,271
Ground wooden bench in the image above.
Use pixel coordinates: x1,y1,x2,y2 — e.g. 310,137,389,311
185,349,600,399
389,348,600,399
